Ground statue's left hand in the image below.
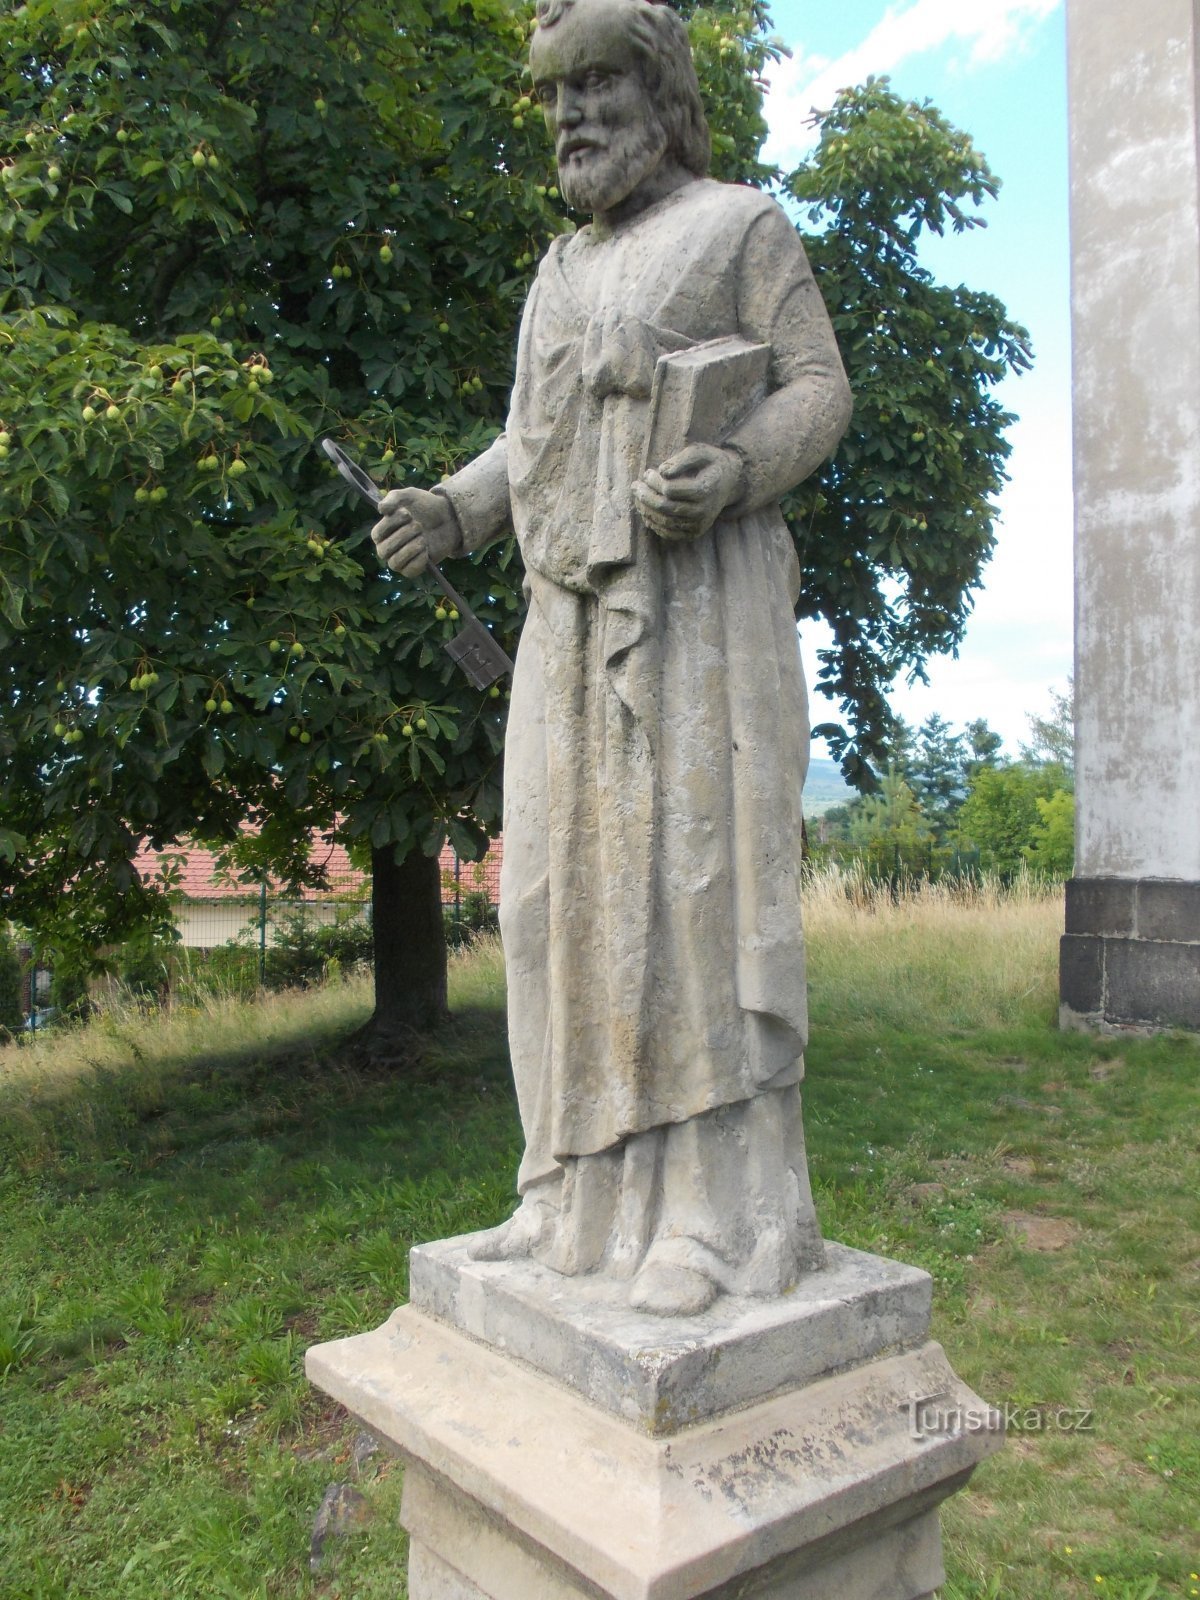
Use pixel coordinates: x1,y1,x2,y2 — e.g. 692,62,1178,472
632,443,745,542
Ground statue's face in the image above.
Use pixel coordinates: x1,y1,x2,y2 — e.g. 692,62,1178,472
530,2,668,216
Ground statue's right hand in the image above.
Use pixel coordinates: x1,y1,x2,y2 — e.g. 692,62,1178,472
371,487,462,577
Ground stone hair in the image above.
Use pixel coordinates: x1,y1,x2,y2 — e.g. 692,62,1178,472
533,0,711,177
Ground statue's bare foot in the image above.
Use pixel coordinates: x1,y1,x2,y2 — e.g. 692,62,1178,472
468,1199,556,1262
629,1258,718,1317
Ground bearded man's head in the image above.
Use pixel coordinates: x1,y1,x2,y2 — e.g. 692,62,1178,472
530,0,711,214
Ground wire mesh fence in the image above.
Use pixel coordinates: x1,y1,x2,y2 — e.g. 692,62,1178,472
9,841,505,1025
166,842,503,981
135,843,501,950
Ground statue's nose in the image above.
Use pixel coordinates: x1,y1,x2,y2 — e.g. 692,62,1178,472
556,85,583,126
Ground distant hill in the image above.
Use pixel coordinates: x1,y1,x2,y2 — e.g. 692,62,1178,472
804,755,858,817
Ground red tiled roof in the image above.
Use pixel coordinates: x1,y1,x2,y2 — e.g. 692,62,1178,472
132,836,367,901
132,834,502,902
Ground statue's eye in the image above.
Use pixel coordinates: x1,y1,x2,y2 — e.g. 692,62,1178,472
583,70,612,91
534,83,555,105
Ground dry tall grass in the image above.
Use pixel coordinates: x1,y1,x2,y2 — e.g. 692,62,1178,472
801,861,1063,1032
1,871,1063,1129
0,974,376,1170
0,936,517,1154
2,967,371,1081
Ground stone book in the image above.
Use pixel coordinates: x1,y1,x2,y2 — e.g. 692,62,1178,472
641,334,770,471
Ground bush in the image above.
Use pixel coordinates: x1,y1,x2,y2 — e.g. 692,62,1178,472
0,930,23,1038
114,926,177,999
263,907,374,989
957,763,1071,876
48,959,91,1022
1025,789,1075,879
444,888,498,948
177,943,261,1002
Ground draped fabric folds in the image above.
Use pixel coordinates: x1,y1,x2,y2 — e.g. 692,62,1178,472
445,179,850,1291
501,182,821,1171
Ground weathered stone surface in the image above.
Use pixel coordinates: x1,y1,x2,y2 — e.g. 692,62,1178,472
1059,933,1104,1017
1105,937,1200,1030
368,0,853,1313
1064,0,1200,1033
409,1234,931,1434
1067,0,1200,890
1136,879,1200,944
1064,879,1136,938
405,1465,947,1600
1065,877,1200,945
306,1284,1001,1600
1060,879,1200,1031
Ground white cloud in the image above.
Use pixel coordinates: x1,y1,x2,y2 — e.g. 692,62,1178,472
764,0,1061,167
801,395,1075,758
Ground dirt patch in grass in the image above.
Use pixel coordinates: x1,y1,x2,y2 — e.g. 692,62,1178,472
1001,1156,1037,1177
1088,1060,1123,1082
1001,1211,1080,1250
907,1182,947,1204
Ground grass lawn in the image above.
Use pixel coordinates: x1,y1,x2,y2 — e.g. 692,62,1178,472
1,874,1197,1599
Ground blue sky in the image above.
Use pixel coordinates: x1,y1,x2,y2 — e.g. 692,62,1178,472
760,0,1072,755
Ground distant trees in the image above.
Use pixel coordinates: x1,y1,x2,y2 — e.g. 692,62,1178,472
955,761,1071,875
820,711,1002,844
1020,680,1075,782
900,712,1002,839
904,714,966,831
813,693,1075,879
846,766,932,852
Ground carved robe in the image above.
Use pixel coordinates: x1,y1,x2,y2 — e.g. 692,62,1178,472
442,179,850,1288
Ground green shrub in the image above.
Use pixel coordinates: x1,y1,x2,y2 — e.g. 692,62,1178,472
114,925,176,998
48,959,90,1021
444,888,498,948
1025,789,1075,879
0,930,23,1038
177,943,261,1002
263,907,373,989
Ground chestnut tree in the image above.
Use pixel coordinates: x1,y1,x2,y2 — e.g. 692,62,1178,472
0,0,1028,1045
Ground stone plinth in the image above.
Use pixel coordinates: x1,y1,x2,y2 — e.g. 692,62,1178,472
306,1236,1002,1599
1063,0,1200,1031
1061,878,1200,1032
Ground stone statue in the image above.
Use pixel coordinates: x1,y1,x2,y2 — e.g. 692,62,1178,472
371,0,851,1315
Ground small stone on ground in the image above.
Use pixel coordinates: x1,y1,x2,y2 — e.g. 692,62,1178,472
310,1482,372,1572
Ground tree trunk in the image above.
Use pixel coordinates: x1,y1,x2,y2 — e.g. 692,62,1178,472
362,844,448,1054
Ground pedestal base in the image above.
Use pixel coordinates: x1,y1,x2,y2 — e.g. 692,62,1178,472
307,1236,1001,1600
1060,877,1200,1032
405,1468,945,1600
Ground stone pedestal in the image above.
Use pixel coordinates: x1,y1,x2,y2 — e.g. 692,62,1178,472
1063,0,1200,1032
307,1236,1002,1599
1061,878,1200,1032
